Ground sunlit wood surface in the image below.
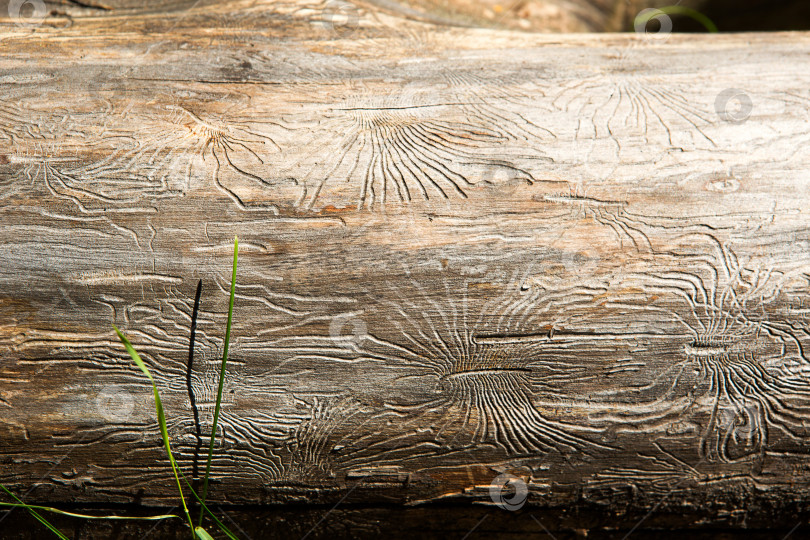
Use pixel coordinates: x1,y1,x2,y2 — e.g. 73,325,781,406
1,1,810,533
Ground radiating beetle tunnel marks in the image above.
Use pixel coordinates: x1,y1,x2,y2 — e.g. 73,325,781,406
288,86,556,211
552,64,717,147
258,268,630,469
92,104,288,212
56,284,367,485
276,396,380,484
440,70,556,144
0,103,91,203
11,100,288,213
586,242,810,464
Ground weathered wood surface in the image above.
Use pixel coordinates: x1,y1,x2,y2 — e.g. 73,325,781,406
2,0,810,530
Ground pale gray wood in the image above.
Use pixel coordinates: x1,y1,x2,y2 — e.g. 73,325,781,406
0,1,809,525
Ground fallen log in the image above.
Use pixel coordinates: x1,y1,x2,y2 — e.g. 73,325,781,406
1,0,810,536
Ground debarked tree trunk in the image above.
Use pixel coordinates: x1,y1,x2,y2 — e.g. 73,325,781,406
1,0,810,536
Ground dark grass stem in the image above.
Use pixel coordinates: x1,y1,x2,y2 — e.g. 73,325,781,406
0,484,69,539
187,279,204,490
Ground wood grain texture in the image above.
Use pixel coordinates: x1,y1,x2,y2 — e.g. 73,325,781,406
1,0,810,529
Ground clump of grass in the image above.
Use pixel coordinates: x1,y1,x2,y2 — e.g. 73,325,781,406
1,236,240,540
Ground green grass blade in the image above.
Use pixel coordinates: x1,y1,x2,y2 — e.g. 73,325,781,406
199,235,238,526
0,502,178,521
195,527,215,540
180,472,239,540
0,484,69,540
660,6,718,32
635,6,718,33
113,326,195,533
